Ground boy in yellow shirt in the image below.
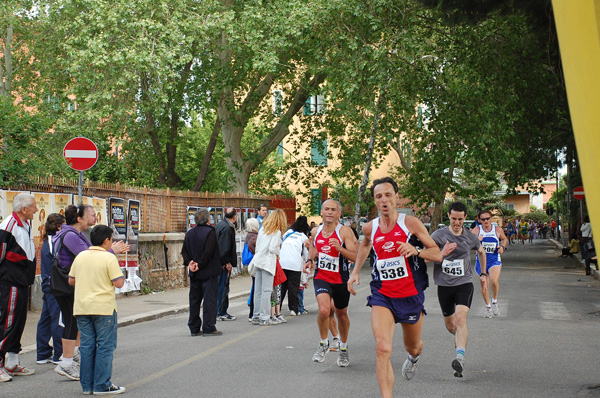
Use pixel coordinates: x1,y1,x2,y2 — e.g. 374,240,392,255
69,225,125,395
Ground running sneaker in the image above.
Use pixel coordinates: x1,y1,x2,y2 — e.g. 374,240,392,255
94,384,126,395
452,358,464,378
401,358,418,380
337,348,349,367
73,350,81,364
251,317,260,325
5,364,35,376
276,315,287,323
54,363,80,380
330,337,340,352
36,357,59,365
0,368,13,382
312,341,329,363
491,302,499,316
270,316,282,325
484,306,493,318
258,318,274,326
221,314,236,321
289,310,297,316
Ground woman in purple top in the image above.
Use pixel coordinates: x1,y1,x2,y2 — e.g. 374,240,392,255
52,205,128,381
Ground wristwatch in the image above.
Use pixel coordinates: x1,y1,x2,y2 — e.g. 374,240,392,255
415,246,421,256
480,272,488,277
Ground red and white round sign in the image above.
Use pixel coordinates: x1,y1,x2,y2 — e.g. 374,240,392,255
63,137,99,171
573,186,585,201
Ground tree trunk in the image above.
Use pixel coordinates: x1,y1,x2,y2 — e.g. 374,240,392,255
0,26,14,99
430,199,444,233
192,118,221,191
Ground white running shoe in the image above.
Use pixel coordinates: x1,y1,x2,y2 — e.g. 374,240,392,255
484,306,493,318
491,302,499,316
312,341,329,363
401,357,418,380
337,348,349,367
330,337,340,352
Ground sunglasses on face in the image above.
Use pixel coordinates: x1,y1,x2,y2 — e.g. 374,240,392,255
480,217,491,221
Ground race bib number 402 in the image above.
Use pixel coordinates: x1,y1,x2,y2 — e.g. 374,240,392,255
376,256,408,280
442,258,464,276
318,252,339,272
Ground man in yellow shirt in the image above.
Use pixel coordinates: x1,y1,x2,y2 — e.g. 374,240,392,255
69,225,125,395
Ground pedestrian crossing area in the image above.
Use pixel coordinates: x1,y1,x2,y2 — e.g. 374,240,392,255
424,298,574,321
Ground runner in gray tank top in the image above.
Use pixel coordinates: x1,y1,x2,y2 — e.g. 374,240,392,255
430,202,487,378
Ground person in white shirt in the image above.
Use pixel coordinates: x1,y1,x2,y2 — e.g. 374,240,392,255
279,216,310,316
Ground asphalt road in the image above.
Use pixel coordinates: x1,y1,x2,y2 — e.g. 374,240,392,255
5,239,600,398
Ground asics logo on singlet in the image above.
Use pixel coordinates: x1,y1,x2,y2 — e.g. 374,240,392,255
382,242,394,250
317,239,325,244
380,259,404,268
375,236,385,243
322,245,331,251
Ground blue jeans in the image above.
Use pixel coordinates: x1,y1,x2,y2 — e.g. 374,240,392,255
77,311,118,393
217,268,230,317
36,292,64,362
298,289,305,313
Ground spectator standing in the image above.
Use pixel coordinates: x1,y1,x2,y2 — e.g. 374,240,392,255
250,209,288,326
53,205,128,381
279,216,310,316
215,208,238,321
0,193,38,381
257,204,268,229
244,218,259,322
182,209,222,336
36,213,66,365
68,225,126,395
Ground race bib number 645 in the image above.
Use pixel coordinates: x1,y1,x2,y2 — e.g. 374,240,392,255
376,256,408,280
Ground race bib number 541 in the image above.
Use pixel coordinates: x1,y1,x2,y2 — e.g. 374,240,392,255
376,256,408,280
318,252,339,272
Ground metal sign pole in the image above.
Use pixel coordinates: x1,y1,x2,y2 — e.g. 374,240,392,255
78,171,84,205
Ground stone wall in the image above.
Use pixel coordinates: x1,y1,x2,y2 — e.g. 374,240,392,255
138,233,188,292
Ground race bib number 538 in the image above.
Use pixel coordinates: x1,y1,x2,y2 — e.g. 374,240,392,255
318,252,339,272
376,256,408,280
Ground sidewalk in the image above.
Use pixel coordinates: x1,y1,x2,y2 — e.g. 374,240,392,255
21,273,254,356
548,238,599,279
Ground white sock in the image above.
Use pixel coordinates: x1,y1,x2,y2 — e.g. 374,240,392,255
340,342,348,350
408,354,420,363
492,299,498,304
321,339,329,346
62,357,73,367
334,335,340,340
5,352,19,368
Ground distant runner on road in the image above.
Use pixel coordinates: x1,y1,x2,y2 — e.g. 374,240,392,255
348,177,442,398
471,210,508,318
430,202,487,378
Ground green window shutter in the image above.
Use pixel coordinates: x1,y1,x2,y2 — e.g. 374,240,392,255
311,188,322,215
311,139,327,166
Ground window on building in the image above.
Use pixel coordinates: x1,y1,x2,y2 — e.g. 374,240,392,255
273,90,283,115
303,95,325,115
311,139,327,166
506,203,515,210
311,188,322,215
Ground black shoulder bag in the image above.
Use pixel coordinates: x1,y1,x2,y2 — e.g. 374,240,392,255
50,233,75,297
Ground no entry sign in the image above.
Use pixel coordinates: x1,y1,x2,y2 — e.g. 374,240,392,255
573,186,585,200
63,137,99,171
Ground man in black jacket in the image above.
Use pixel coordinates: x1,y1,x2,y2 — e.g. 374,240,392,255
182,208,223,336
215,208,238,321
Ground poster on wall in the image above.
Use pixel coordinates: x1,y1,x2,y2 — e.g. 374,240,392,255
32,193,52,275
0,190,30,224
126,199,140,268
215,207,224,224
208,207,216,226
51,193,73,216
90,197,108,226
187,206,199,231
108,197,127,267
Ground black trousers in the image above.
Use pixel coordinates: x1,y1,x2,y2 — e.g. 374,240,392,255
0,284,28,364
279,270,301,313
188,276,219,334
